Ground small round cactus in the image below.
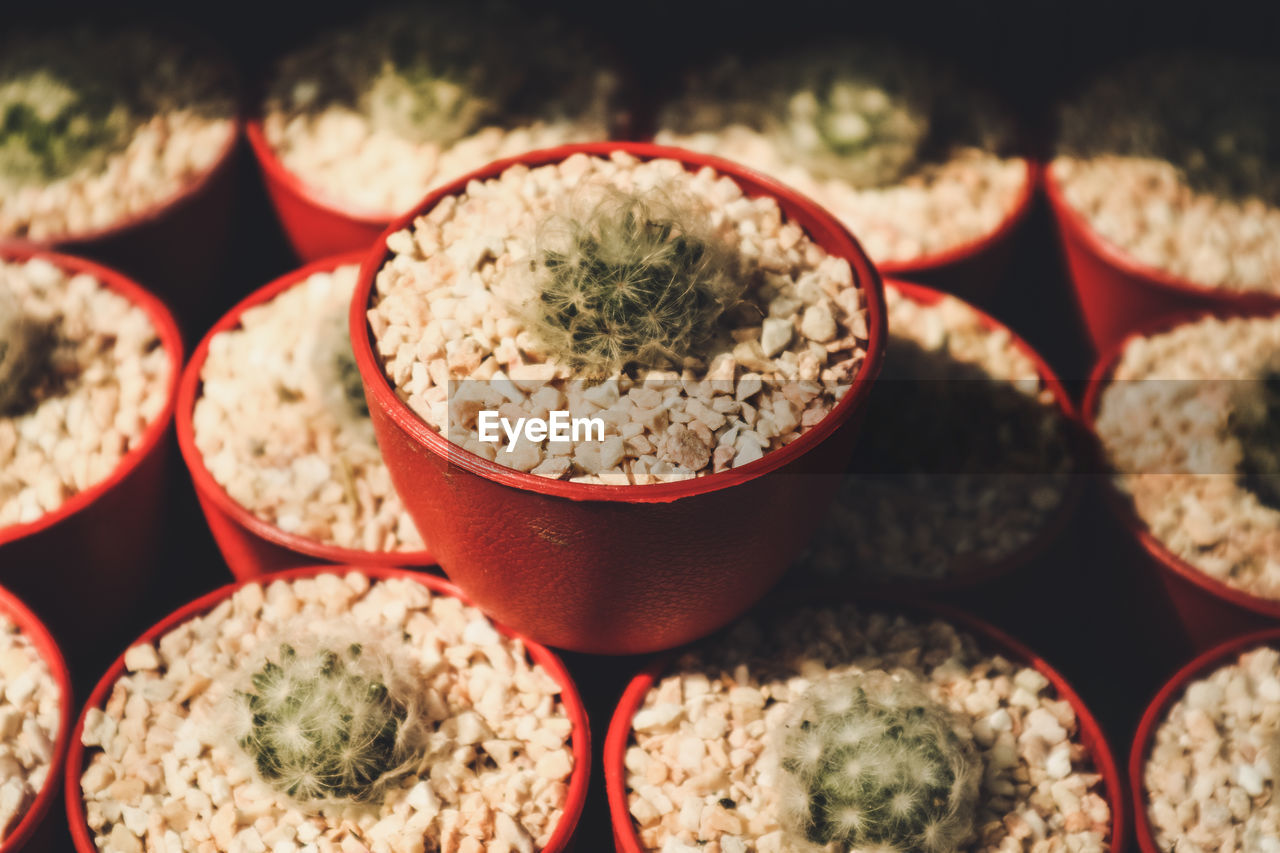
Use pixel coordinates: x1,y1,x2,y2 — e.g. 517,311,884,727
1228,368,1280,509
522,190,744,377
0,286,49,415
311,307,370,422
774,671,981,853
232,640,429,806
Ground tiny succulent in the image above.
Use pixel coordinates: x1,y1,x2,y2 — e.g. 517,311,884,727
0,285,49,415
523,190,744,377
311,307,369,422
775,671,981,853
360,55,498,148
233,640,428,806
1228,369,1280,509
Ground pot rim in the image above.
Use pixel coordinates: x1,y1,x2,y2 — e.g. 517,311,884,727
836,276,1087,594
349,140,888,504
0,247,183,548
603,596,1127,853
1081,303,1280,620
246,117,401,227
1044,160,1280,306
1128,627,1280,853
0,583,73,853
878,157,1041,277
64,565,591,853
175,252,436,566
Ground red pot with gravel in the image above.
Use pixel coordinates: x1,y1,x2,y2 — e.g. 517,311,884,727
176,253,436,579
1046,53,1280,355
1131,628,1280,852
1084,305,1280,652
0,26,241,323
604,598,1125,853
0,583,72,853
66,566,591,853
249,6,626,261
653,41,1037,302
794,278,1083,603
0,247,181,651
351,141,886,655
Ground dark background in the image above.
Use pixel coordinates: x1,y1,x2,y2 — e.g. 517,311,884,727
8,1,1279,849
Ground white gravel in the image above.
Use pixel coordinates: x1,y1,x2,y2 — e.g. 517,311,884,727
801,288,1073,582
0,257,172,530
0,28,237,241
192,264,425,554
0,613,61,842
1052,54,1280,292
1143,644,1280,852
367,151,871,483
623,603,1111,852
79,572,576,853
261,6,620,216
655,46,1029,266
1094,313,1280,600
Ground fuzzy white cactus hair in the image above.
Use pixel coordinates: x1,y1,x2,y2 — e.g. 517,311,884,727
774,671,981,853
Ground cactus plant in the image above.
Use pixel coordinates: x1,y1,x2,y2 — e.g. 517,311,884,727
232,640,429,806
521,189,744,377
774,671,981,853
311,307,370,421
0,286,49,415
1228,368,1280,509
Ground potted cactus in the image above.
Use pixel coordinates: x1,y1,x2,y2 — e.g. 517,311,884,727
351,141,886,653
1046,53,1280,352
0,583,71,853
0,248,181,656
0,26,239,303
177,254,434,578
798,280,1078,591
605,600,1123,853
1132,629,1280,853
249,3,624,259
654,41,1034,297
1086,306,1280,648
68,567,590,853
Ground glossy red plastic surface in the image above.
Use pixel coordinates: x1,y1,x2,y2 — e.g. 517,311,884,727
175,253,436,579
0,585,72,853
0,248,182,651
1082,306,1280,651
1045,162,1280,355
1129,628,1280,853
351,142,888,655
604,599,1127,853
66,566,590,853
246,119,389,262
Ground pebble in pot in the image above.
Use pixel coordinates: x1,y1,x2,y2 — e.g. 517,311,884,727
612,603,1116,852
655,42,1030,273
74,571,584,853
368,151,872,483
1051,53,1280,293
800,285,1076,585
258,4,623,220
0,27,237,242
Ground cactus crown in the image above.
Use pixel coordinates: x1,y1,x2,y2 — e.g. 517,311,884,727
1228,368,1280,509
775,671,981,853
522,188,744,377
233,640,429,806
0,286,50,415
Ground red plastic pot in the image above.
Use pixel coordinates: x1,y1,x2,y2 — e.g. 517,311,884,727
877,158,1040,304
819,277,1085,603
0,247,182,655
350,141,887,655
604,598,1127,853
246,118,392,262
1,118,242,330
1130,627,1280,853
1044,161,1280,356
0,584,72,853
176,253,437,579
1083,305,1280,652
65,565,591,853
